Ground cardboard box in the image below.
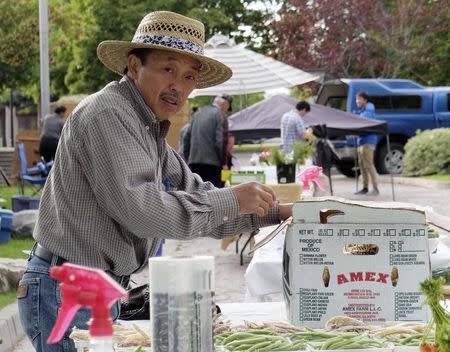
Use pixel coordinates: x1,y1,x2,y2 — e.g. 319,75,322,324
284,198,432,327
251,197,449,328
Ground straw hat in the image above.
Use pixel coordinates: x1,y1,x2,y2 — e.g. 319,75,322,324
97,11,232,89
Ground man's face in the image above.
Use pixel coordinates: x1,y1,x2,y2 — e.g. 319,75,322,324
356,95,367,109
298,109,308,117
127,49,201,120
219,100,230,113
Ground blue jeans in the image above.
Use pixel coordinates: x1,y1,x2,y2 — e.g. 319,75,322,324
18,255,120,352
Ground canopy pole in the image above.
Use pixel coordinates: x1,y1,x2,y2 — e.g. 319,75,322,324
326,130,333,196
386,135,396,201
328,171,333,196
319,127,334,196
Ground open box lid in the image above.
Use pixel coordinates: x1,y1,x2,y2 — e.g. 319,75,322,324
251,196,450,254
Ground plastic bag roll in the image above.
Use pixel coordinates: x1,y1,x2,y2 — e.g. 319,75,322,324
149,256,215,352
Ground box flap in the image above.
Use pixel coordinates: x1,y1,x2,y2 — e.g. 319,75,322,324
249,216,292,254
293,197,427,224
295,197,450,231
252,198,450,254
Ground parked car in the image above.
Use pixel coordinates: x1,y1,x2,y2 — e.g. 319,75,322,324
316,79,450,176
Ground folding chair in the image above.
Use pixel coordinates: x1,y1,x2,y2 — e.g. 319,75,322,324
17,143,48,196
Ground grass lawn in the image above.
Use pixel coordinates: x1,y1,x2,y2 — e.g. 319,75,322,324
0,238,35,259
421,174,450,182
0,290,17,309
0,239,34,310
0,185,39,210
0,239,34,309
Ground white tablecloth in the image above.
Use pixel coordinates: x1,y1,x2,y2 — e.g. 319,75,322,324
244,225,286,302
244,225,450,302
220,301,286,324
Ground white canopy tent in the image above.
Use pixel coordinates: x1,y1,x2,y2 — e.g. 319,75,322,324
190,35,319,97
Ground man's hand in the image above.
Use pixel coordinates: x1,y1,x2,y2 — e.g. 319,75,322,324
278,203,293,221
232,182,277,217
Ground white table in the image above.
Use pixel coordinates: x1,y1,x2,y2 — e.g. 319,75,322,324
244,225,286,302
74,302,288,351
119,301,287,330
244,225,450,302
220,301,286,324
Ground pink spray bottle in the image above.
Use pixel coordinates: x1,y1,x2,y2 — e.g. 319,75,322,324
298,166,325,199
47,263,128,352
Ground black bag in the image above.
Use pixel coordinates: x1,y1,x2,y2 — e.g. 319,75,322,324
118,283,222,321
119,284,150,321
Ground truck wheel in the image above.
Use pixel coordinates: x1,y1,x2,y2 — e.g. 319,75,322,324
335,158,360,178
376,142,404,174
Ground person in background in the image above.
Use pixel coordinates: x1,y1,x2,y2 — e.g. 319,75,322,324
177,122,191,161
280,100,310,153
39,105,66,162
183,95,232,187
177,107,196,161
225,133,236,170
354,91,379,196
18,11,292,352
221,94,233,171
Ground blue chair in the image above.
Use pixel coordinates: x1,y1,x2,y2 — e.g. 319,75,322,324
17,143,48,196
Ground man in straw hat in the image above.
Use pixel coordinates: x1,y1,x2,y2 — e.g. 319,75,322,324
18,11,293,352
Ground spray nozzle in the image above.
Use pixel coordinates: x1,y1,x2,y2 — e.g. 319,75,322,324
47,263,127,344
298,166,324,191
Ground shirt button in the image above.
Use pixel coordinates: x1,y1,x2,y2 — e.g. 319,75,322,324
145,126,150,131
223,216,229,221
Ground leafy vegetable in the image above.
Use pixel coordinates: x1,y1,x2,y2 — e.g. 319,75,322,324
420,277,450,352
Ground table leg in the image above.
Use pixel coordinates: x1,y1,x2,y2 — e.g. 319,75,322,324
240,229,259,266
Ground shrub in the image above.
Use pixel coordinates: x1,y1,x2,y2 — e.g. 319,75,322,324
403,128,450,176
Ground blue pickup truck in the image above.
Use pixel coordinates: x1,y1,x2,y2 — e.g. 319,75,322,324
316,78,450,176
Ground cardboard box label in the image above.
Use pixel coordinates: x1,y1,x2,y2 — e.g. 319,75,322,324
283,200,430,328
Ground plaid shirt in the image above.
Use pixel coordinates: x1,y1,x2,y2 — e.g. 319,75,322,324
35,76,279,276
280,109,306,153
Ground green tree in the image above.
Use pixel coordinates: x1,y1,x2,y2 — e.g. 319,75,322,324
0,0,77,100
60,0,278,94
0,1,281,100
0,0,39,97
412,9,450,86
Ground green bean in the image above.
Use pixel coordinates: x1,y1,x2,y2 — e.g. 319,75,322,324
230,344,254,351
272,342,296,351
320,334,361,350
225,336,268,349
222,332,257,345
243,329,278,335
290,340,308,350
258,340,285,351
399,333,434,345
335,338,382,350
245,340,273,351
